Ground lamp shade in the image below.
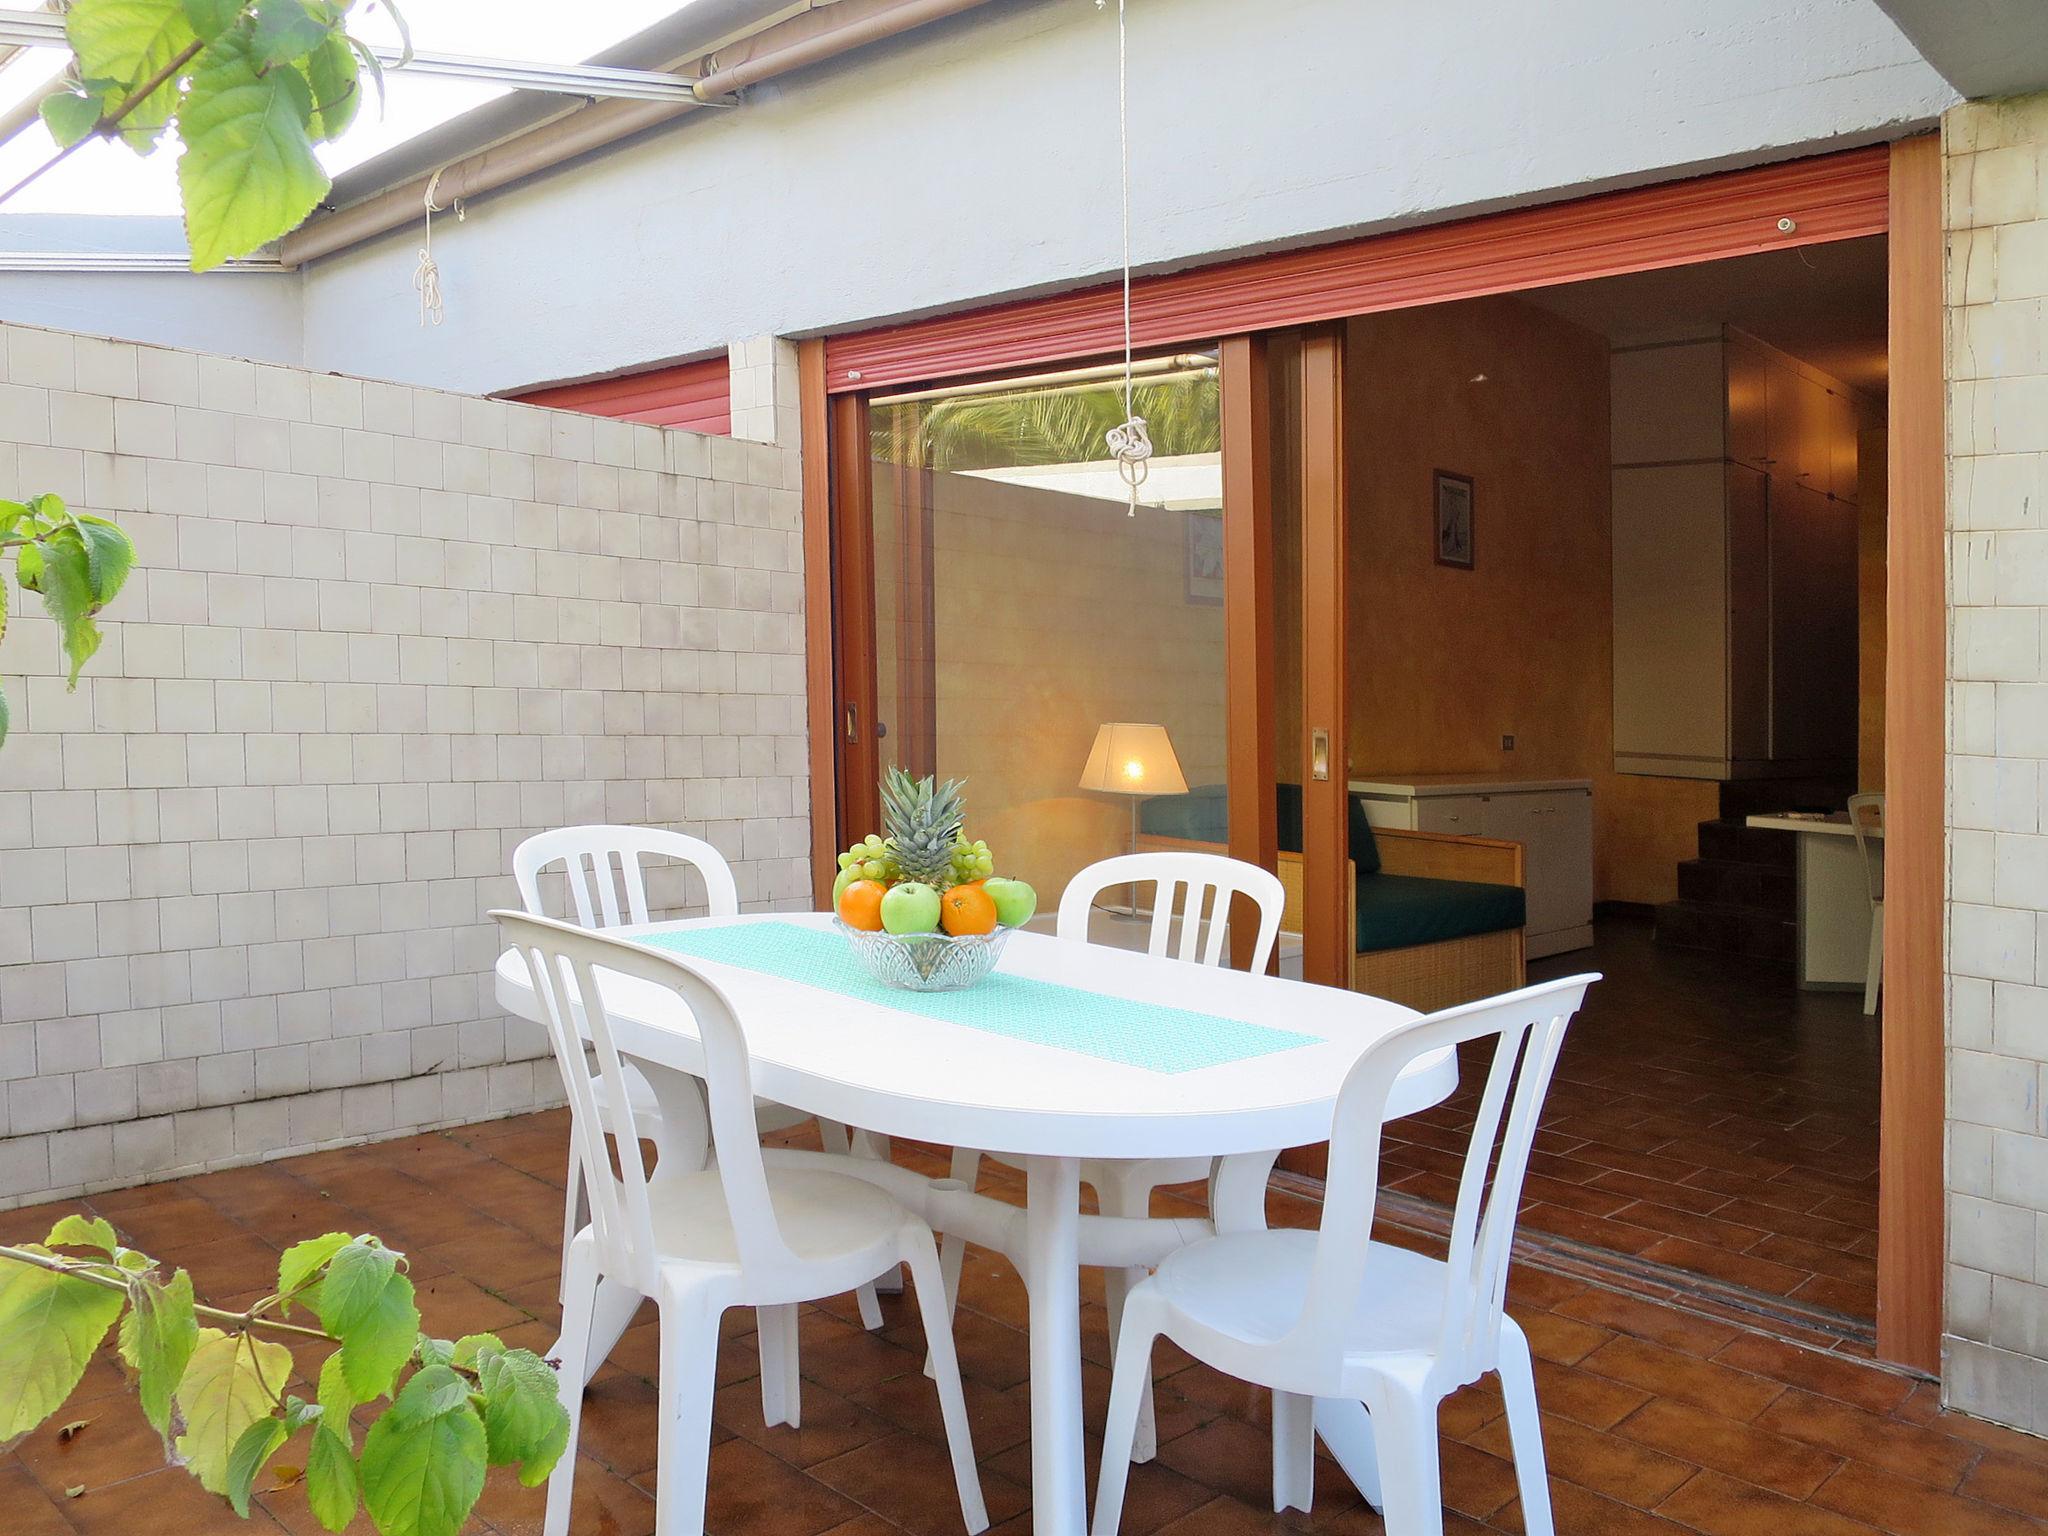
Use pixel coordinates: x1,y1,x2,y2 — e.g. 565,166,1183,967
1078,722,1189,797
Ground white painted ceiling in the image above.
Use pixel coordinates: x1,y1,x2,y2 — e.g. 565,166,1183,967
1523,235,1890,397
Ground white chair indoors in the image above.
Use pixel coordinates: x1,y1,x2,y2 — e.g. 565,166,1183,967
1091,973,1597,1536
511,826,887,1327
936,850,1286,1462
1847,792,1885,1016
497,910,989,1536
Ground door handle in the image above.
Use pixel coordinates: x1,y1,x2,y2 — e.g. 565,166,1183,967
844,704,859,743
1311,728,1331,782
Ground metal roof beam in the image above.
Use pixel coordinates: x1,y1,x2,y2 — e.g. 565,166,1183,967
0,10,713,103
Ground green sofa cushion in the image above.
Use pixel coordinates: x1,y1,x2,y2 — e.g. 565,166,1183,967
1141,782,1380,870
1354,872,1525,954
1137,784,1230,843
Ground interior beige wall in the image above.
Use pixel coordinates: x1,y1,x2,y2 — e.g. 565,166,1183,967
870,466,1227,901
1339,297,1709,904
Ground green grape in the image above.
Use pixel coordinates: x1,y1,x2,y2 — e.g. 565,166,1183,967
862,858,891,881
864,834,884,852
837,850,856,870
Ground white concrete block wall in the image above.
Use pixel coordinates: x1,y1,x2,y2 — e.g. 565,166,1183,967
0,323,810,1208
1945,92,2048,1434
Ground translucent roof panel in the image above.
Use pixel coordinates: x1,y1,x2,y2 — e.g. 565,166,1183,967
0,0,695,220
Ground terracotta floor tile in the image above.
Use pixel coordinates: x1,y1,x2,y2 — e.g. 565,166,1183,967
692,1437,868,1536
1753,1390,1977,1491
1467,1408,1693,1507
1811,1460,2046,1536
1961,1449,2048,1521
1552,1287,1743,1357
0,1459,85,1536
1632,1237,1809,1298
1707,1335,1914,1415
52,1463,292,1536
17,1096,2048,1536
1612,1396,1842,1500
471,1454,654,1536
807,1432,1029,1536
1655,1468,1885,1536
1580,1335,1786,1422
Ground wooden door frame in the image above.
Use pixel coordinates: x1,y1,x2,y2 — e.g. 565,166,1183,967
1221,334,1278,972
799,339,839,911
1297,325,1351,988
1877,133,1943,1375
802,137,1948,1372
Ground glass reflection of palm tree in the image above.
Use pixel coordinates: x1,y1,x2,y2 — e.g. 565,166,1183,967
874,372,1220,471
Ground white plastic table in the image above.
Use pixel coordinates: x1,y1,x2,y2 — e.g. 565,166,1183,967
494,912,1457,1533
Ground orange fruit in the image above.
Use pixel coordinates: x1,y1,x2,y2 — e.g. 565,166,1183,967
837,879,889,931
939,882,998,936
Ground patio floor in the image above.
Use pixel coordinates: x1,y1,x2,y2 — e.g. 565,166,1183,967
5,1112,2045,1536
1386,913,1882,1328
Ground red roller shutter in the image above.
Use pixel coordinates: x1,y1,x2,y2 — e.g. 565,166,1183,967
824,145,1890,393
510,355,731,435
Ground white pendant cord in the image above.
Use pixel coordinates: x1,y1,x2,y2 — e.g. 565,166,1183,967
413,168,449,328
1100,0,1151,515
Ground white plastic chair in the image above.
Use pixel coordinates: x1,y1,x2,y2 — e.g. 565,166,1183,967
496,910,989,1536
1847,793,1884,1016
512,826,887,1326
1091,973,1597,1536
937,851,1286,1460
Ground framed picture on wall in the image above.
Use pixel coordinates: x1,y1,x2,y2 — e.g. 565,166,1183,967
1185,509,1225,604
1434,470,1475,569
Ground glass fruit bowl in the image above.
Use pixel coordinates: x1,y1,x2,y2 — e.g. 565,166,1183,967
836,919,1011,992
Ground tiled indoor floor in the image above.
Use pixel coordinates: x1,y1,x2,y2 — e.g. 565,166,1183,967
1383,914,1882,1327
5,1105,2042,1535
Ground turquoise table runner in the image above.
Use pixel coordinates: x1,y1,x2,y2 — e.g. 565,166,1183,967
632,921,1315,1075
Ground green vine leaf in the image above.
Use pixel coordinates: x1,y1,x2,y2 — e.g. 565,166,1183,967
477,1348,569,1486
182,0,243,41
44,1215,120,1258
225,1414,289,1517
388,1363,469,1428
276,1231,350,1314
128,1268,199,1440
299,29,359,142
71,515,135,606
0,1247,127,1440
176,23,328,272
359,1399,487,1536
174,1328,293,1494
0,686,10,752
316,1352,357,1448
447,1333,502,1371
38,88,107,149
250,0,332,68
64,0,199,149
305,1423,359,1532
316,1241,418,1401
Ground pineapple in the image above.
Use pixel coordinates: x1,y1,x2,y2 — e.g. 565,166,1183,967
882,767,967,888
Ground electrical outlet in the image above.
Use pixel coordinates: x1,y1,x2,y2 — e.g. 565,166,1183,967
1501,734,1516,752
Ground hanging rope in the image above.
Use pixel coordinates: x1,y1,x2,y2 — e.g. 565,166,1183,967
1099,0,1149,515
413,168,448,327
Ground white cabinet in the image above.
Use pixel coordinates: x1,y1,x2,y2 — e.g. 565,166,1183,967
1610,327,1870,781
1352,776,1594,958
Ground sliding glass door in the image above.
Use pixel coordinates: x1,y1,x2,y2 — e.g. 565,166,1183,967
850,356,1229,919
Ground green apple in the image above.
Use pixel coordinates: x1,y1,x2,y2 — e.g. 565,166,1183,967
880,881,942,935
983,877,1037,929
832,864,860,909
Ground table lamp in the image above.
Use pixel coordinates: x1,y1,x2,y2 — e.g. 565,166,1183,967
1079,722,1190,865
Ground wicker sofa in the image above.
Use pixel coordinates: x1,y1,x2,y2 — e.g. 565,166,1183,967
1134,782,1526,1012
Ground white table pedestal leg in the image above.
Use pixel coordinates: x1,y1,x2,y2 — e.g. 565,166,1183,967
1313,1399,1383,1509
1024,1155,1086,1536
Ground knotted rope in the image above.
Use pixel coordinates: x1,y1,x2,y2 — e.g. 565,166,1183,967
413,168,449,327
1099,0,1147,515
